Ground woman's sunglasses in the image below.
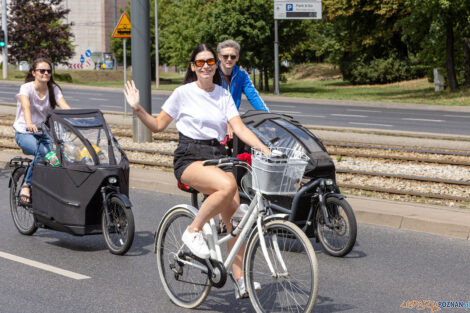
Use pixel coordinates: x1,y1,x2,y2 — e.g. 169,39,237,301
35,69,52,74
222,54,237,60
193,58,216,67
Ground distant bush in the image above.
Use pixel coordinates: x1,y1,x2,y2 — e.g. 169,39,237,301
54,72,73,83
342,56,428,84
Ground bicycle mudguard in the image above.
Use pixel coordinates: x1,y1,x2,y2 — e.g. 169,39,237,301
109,192,132,208
325,193,346,200
8,166,25,189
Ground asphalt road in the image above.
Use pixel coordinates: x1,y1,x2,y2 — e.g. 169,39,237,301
1,82,470,136
0,170,469,313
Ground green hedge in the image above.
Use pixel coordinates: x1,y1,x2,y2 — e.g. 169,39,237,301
342,56,428,84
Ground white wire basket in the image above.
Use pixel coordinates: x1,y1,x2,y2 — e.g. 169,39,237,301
251,147,308,195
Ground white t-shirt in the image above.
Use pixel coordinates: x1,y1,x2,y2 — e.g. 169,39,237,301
13,81,63,133
162,82,239,141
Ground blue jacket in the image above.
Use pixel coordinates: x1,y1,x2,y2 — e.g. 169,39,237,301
219,64,269,112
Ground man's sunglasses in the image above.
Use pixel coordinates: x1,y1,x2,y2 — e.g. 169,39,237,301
35,69,52,74
222,54,237,60
193,58,216,67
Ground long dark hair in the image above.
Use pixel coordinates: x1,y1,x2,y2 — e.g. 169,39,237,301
183,43,221,85
25,58,62,109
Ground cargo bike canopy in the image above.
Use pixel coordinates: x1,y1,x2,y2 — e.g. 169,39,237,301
234,110,336,180
45,109,126,170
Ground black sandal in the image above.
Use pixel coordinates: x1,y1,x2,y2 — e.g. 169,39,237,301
18,185,32,207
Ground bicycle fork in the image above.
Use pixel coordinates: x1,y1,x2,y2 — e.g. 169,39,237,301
257,216,289,278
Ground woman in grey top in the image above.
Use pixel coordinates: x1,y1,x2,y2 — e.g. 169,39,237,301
13,57,70,204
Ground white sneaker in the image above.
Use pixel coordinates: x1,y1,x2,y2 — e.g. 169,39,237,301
235,277,261,299
182,228,210,259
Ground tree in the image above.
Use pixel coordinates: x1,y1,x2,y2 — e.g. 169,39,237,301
8,0,74,65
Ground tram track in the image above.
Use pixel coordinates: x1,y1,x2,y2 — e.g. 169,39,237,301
0,120,468,206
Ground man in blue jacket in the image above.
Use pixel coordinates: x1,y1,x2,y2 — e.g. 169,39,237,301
217,40,269,139
217,39,269,112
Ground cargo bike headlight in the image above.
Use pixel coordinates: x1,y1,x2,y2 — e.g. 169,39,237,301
108,176,118,184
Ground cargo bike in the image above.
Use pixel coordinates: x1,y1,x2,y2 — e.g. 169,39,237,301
9,109,134,255
233,110,357,257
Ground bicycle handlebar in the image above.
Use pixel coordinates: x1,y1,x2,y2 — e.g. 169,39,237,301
202,157,240,167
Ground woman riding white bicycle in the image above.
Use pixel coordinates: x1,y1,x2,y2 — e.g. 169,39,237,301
123,43,270,297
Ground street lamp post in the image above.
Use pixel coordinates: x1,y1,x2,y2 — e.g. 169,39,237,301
155,0,159,89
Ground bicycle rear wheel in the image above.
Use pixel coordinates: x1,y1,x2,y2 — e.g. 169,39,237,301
155,206,211,309
10,167,37,235
244,219,318,313
316,197,357,257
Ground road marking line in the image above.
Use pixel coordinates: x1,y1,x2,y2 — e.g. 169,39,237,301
100,104,118,108
444,114,470,119
331,114,367,118
347,109,381,113
267,104,297,108
290,113,326,118
402,118,443,122
89,98,109,101
271,110,301,114
0,91,14,94
67,98,79,101
348,122,393,127
0,251,91,280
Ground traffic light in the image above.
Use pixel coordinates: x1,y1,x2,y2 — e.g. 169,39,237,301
0,31,5,47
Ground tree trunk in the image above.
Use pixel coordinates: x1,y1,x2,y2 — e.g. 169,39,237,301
264,68,269,92
445,21,458,91
258,70,263,91
463,38,470,88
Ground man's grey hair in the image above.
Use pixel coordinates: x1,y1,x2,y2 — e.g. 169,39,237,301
217,39,240,55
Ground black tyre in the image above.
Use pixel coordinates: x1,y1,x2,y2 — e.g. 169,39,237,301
9,167,37,235
316,197,357,257
155,206,211,309
244,219,318,313
102,196,135,255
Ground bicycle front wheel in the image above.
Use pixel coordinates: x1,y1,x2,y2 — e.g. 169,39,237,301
244,219,318,313
155,206,211,309
316,197,357,257
10,167,37,235
102,196,135,255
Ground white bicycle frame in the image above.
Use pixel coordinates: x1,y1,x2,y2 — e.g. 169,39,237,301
171,190,290,278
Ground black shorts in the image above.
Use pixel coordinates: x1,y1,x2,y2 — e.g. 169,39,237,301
173,133,229,182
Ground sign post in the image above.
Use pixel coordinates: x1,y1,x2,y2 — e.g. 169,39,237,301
112,13,132,114
273,0,322,94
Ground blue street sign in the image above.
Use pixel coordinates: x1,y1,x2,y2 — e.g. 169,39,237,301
85,49,92,58
286,4,294,11
80,55,85,63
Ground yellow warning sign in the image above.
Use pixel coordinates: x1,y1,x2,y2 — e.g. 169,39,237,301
112,13,131,38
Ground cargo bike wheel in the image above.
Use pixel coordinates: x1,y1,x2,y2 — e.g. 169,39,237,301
102,196,135,255
9,167,37,235
315,197,357,257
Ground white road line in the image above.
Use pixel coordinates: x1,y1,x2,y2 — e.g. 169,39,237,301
349,122,393,127
0,251,91,280
89,98,109,101
267,104,297,108
100,104,118,108
271,110,301,114
444,114,470,119
0,91,14,94
331,114,367,118
290,113,326,118
347,109,381,113
402,118,443,123
67,98,80,101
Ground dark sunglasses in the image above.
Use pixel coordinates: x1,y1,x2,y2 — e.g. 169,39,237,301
222,54,237,60
35,68,52,74
193,58,216,67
